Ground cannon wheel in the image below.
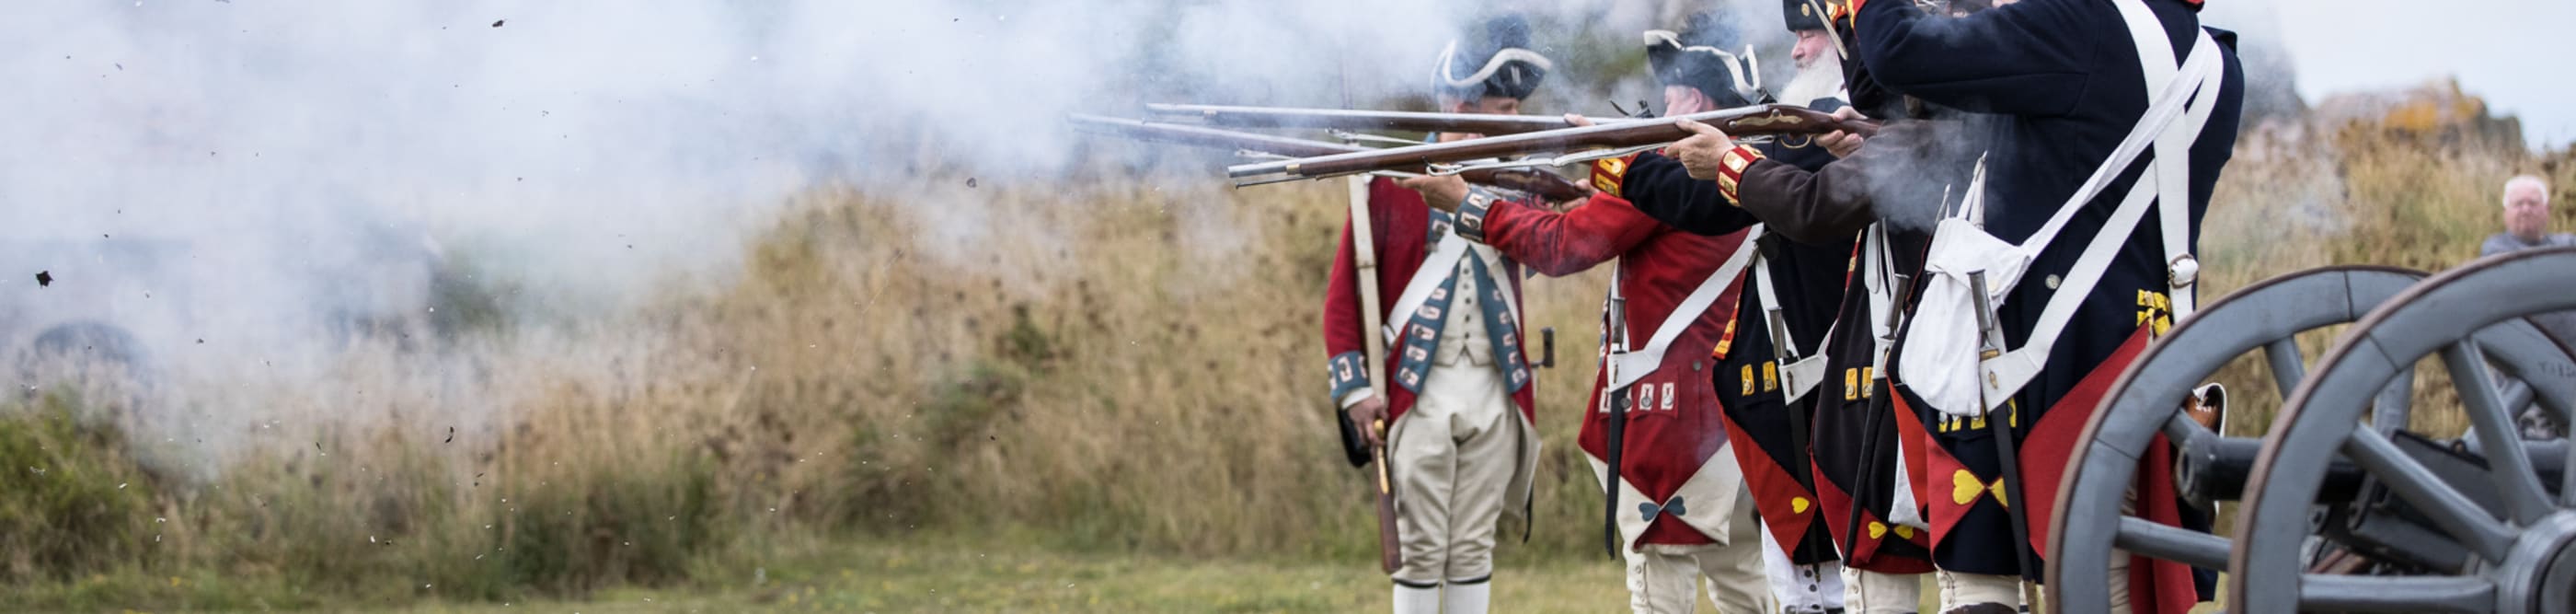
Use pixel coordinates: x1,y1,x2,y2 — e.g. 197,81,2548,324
2233,248,2576,612
2044,266,2428,612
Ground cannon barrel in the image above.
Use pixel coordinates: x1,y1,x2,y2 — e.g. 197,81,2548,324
2177,435,2361,506
2174,434,2564,506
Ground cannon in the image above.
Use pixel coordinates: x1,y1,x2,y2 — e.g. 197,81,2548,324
2042,249,2576,612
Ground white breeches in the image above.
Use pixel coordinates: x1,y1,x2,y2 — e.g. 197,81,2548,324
1390,357,1518,585
1621,490,1768,614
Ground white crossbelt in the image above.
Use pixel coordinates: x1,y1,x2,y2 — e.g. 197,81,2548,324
1753,251,1832,403
1898,1,2226,416
1609,226,1765,391
1382,230,1473,345
1976,22,2225,409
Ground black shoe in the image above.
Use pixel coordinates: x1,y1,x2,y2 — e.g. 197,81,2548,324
1939,604,2020,614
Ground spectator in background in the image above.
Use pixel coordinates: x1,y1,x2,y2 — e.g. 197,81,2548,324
2478,174,2574,439
2480,175,2574,256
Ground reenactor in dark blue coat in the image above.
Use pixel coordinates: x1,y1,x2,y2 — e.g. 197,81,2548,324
1631,3,1998,610
1842,0,2245,611
1626,6,1864,613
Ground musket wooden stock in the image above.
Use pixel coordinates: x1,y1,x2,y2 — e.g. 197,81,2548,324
1147,103,1595,136
1372,421,1403,573
1452,168,1587,202
1228,104,1880,180
1069,114,1589,201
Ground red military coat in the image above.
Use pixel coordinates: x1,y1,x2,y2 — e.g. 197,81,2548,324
1458,185,1756,550
1321,178,1538,428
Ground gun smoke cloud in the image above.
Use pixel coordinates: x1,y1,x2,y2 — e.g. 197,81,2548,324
0,0,2289,473
0,0,1719,469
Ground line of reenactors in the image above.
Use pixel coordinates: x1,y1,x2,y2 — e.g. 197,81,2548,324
1320,0,2244,612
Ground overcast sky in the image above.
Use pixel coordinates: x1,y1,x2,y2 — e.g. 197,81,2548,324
2228,0,2576,147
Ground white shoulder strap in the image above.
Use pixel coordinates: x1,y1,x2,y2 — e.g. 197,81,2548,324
1382,228,1474,345
2113,0,2209,319
1609,226,1765,390
1978,15,2225,409
2003,29,2218,262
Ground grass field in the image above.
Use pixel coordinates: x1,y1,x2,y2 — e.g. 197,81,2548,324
0,529,1664,612
2,89,2570,611
359,537,1630,614
25,533,2248,613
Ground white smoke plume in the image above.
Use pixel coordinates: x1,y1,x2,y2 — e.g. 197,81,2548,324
3,0,1835,468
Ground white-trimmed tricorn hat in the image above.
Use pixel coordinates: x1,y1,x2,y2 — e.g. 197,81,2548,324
1644,12,1763,108
1430,14,1553,101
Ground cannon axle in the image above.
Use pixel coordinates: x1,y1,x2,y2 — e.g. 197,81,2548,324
2176,434,2567,507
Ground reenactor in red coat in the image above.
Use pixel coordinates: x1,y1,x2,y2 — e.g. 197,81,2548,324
1394,17,1788,611
1626,6,1869,612
1322,15,1551,614
1630,3,2005,611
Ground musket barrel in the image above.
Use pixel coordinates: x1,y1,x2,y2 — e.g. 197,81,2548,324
1224,114,1704,179
1073,113,1591,200
1069,113,1365,159
1145,103,1592,136
1224,104,1875,180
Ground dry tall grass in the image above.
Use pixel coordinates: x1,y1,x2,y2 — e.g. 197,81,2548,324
5,101,2572,608
2196,113,2575,438
691,175,1616,558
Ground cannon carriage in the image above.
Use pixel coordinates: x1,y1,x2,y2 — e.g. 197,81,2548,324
2046,248,2576,613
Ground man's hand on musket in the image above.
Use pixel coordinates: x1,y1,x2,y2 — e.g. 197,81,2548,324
1817,107,1869,159
1347,395,1389,447
1542,188,1592,214
1397,174,1471,213
1670,119,1740,181
1400,118,1593,214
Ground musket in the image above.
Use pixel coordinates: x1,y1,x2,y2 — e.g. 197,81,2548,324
1225,104,1881,181
1371,420,1403,573
1841,225,1917,559
1148,103,1604,136
1756,247,1833,567
1069,114,1590,202
1600,262,1633,560
1969,271,2041,587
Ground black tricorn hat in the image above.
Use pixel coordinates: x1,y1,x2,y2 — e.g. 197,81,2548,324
1431,14,1553,101
1784,0,1834,31
1645,12,1762,108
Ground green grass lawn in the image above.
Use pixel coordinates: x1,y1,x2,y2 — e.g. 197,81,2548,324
367,537,1631,614
17,534,2252,612
374,539,2241,614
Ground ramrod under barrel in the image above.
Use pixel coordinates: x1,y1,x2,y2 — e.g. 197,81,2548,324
1069,113,1591,201
1225,104,1880,180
